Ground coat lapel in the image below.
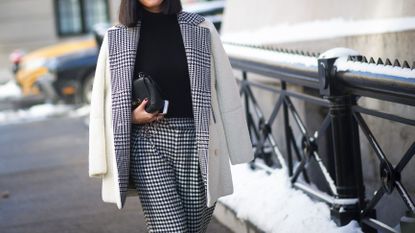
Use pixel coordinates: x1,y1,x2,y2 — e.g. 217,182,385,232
107,11,211,208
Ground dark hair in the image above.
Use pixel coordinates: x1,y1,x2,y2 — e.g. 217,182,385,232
119,0,183,27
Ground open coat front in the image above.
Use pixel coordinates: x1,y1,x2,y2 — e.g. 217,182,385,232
88,11,254,209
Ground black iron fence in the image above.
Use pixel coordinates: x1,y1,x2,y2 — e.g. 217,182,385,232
223,41,415,233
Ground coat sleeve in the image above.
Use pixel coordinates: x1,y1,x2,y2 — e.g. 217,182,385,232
88,31,108,178
208,21,254,165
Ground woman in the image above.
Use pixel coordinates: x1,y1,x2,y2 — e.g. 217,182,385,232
88,0,254,232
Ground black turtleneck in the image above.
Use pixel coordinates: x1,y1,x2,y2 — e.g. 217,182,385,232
133,8,193,118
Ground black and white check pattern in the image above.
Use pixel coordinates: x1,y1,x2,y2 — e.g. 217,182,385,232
178,22,212,197
130,117,216,233
107,11,212,208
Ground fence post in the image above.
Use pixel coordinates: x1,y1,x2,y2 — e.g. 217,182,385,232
317,49,368,227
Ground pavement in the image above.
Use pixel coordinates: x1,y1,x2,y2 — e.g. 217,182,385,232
0,116,232,233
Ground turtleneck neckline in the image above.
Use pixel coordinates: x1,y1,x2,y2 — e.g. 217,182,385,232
142,7,165,17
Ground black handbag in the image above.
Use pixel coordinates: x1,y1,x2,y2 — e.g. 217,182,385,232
131,71,169,113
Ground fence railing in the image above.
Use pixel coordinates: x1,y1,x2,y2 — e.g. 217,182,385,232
223,41,415,233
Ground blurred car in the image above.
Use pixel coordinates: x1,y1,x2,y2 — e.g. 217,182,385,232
12,37,99,104
11,1,224,105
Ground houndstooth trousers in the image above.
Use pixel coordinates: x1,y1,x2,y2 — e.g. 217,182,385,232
130,117,216,233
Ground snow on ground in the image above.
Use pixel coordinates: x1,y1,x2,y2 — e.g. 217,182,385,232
219,161,363,233
0,77,90,125
0,103,72,125
0,80,22,100
334,56,415,79
221,16,415,45
0,103,90,126
224,43,317,68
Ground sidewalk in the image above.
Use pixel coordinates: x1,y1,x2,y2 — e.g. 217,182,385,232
0,116,231,233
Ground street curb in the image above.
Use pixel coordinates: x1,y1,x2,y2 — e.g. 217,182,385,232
213,200,267,233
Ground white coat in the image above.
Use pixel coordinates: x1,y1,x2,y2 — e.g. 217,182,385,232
88,11,254,209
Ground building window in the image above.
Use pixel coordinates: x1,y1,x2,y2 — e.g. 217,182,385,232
54,0,110,36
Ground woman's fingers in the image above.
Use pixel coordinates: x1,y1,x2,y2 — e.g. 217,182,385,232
149,112,164,122
132,98,165,123
156,112,164,121
138,99,156,118
137,98,148,110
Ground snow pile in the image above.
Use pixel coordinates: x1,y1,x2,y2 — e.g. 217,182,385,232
0,103,88,125
68,104,90,118
219,162,363,233
224,43,317,68
221,17,415,45
0,80,22,100
335,57,415,79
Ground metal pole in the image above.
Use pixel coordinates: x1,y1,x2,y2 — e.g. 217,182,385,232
282,81,293,176
242,71,251,138
318,53,367,226
326,95,361,224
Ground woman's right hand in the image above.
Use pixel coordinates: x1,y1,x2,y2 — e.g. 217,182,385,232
131,98,164,124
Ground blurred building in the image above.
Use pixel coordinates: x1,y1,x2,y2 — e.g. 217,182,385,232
0,0,114,70
221,0,415,64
